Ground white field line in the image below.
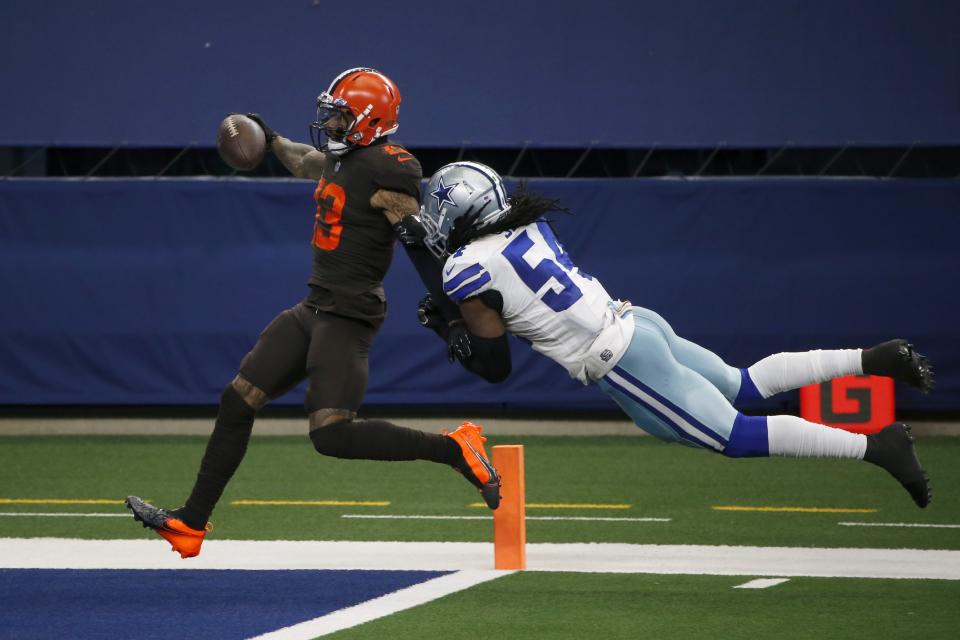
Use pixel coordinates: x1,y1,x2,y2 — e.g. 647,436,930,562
0,512,127,518
734,578,790,589
7,513,953,527
838,522,960,529
1,538,959,580
248,570,509,640
0,511,668,523
341,514,670,522
343,515,489,521
524,517,669,522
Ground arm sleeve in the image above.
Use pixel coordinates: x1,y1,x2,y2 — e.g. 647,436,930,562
403,243,461,321
457,332,512,384
447,288,510,383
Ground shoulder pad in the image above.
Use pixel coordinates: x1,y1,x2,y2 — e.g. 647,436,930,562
380,144,417,165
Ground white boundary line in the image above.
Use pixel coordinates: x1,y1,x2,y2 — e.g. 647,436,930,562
0,512,127,518
9,513,956,528
343,515,490,521
0,512,669,524
734,578,790,589
838,522,960,529
248,570,509,640
2,538,959,580
341,514,670,522
527,516,670,522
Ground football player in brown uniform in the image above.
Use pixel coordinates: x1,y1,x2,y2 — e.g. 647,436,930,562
125,68,499,559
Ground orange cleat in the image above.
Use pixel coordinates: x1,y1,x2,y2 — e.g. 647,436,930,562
125,496,211,559
446,422,501,510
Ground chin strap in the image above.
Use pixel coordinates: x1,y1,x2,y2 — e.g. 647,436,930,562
324,140,352,156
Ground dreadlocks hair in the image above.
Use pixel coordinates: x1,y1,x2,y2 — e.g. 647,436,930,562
446,181,572,252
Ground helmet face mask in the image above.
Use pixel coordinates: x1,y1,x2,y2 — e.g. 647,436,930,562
312,95,356,144
309,68,401,154
417,209,446,259
419,162,512,259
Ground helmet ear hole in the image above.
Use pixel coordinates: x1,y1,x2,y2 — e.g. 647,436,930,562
369,118,380,128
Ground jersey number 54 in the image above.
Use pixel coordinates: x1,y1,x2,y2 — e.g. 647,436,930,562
502,230,583,312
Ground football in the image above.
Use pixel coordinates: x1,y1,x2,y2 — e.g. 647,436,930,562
216,114,266,171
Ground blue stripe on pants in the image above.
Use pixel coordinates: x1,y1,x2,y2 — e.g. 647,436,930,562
602,372,718,449
611,365,729,447
596,309,738,451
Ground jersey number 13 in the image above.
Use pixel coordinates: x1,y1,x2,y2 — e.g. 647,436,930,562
313,178,346,251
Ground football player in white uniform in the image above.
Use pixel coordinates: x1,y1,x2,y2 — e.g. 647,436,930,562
415,161,934,508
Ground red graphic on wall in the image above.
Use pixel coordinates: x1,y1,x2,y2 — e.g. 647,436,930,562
799,375,895,434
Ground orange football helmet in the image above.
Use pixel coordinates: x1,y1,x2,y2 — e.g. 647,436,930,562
311,67,401,152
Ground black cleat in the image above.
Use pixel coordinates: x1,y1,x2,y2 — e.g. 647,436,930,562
863,423,932,508
477,477,502,512
862,339,934,393
125,496,170,529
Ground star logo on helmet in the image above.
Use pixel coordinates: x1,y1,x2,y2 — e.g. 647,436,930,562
430,176,459,210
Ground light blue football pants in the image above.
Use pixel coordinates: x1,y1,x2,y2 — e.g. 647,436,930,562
595,307,768,456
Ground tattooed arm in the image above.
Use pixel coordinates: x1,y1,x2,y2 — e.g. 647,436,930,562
272,137,326,180
370,189,419,224
243,113,325,180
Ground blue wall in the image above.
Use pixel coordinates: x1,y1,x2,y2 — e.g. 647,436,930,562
2,0,958,147
1,177,957,412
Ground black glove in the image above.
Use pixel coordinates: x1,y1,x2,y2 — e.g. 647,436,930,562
393,215,427,247
244,113,278,145
418,295,472,363
417,294,447,338
446,322,472,363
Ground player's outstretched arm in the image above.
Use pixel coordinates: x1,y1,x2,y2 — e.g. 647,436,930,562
273,138,326,179
244,113,326,180
372,189,463,323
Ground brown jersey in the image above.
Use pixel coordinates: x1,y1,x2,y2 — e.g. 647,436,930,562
305,140,421,325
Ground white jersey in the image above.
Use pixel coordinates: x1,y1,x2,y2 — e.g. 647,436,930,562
441,221,634,383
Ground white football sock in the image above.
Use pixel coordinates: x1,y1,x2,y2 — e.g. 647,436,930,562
766,415,867,459
747,349,862,398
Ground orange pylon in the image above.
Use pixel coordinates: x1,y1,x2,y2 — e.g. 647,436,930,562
493,444,526,570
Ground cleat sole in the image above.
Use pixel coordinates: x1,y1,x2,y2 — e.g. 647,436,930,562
863,339,935,393
124,495,208,558
864,423,931,509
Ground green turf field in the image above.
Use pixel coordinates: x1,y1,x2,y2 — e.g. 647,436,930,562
1,434,957,548
2,434,958,639
331,573,960,640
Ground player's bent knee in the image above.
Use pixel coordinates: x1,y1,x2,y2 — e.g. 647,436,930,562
723,414,770,458
220,380,259,424
230,375,269,411
308,409,357,457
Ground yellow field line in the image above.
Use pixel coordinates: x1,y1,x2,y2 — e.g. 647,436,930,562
230,500,390,507
712,505,878,514
0,498,125,505
470,502,632,510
